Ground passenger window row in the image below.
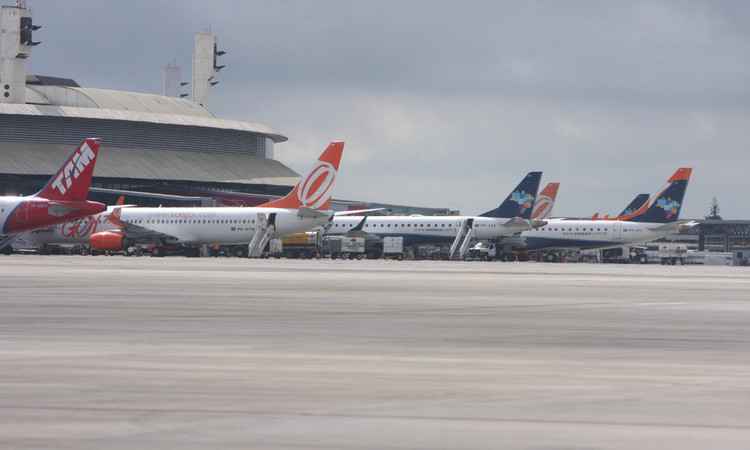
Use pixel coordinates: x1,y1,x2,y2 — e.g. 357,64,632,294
133,219,257,225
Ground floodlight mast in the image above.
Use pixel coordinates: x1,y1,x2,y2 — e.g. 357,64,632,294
191,32,227,108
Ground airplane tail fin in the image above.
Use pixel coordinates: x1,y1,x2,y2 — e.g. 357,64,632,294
35,138,101,202
631,168,692,223
531,182,560,220
480,171,542,219
617,193,650,220
260,141,344,210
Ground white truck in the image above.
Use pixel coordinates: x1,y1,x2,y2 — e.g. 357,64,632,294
467,242,497,261
382,236,404,260
658,244,688,265
328,236,366,259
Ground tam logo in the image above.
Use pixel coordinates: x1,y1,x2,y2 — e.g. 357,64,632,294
656,198,681,219
50,143,96,195
510,191,535,212
297,161,336,209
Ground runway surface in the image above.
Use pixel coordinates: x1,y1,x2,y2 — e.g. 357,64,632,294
0,256,749,449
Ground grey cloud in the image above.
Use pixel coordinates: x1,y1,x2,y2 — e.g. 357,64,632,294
26,0,750,217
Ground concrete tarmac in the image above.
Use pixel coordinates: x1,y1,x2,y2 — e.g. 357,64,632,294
0,256,749,449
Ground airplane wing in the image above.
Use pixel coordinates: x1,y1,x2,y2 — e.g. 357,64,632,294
344,216,373,238
297,207,332,219
47,201,78,217
647,220,697,233
107,208,181,244
501,216,534,233
334,208,388,216
322,215,372,238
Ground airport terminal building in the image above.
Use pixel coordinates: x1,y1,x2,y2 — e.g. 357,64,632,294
0,4,450,214
0,75,299,206
0,4,302,207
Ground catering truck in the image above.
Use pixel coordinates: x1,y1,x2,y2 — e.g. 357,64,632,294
269,232,322,258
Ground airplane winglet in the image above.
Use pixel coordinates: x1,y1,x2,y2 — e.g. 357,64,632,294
107,207,127,227
350,216,368,232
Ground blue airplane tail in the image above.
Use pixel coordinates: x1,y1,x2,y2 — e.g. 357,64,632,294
618,194,650,218
480,171,542,219
631,168,692,224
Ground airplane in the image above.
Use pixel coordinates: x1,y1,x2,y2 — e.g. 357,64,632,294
0,138,105,253
531,182,560,221
324,171,543,247
521,168,693,251
84,141,346,256
473,181,557,257
12,196,131,253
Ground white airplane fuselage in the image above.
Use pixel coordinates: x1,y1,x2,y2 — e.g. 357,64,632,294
118,207,329,245
1,196,105,240
521,218,677,250
328,215,529,245
17,207,329,249
14,208,116,248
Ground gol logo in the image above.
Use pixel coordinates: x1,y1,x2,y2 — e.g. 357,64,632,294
297,161,336,209
532,195,552,219
61,216,98,238
51,143,96,195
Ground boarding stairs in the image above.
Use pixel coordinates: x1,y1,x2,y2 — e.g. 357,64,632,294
449,218,474,260
248,213,276,258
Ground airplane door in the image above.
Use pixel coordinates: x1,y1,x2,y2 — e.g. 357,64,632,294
613,222,623,241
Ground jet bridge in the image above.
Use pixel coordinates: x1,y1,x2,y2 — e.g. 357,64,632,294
449,218,474,260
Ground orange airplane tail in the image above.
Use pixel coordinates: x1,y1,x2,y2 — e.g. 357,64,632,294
260,141,344,210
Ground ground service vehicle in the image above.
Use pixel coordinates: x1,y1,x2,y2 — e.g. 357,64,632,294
382,236,404,259
270,232,321,258
658,244,688,265
328,236,366,259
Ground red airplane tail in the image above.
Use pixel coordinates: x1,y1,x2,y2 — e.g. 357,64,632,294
260,141,344,210
531,182,560,220
35,138,101,202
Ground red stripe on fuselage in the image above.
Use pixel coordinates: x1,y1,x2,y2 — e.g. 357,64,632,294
3,199,105,234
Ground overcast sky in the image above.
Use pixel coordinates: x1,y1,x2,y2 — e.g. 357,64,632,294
29,0,750,218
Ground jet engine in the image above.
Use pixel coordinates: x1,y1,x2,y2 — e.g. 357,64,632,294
90,231,125,251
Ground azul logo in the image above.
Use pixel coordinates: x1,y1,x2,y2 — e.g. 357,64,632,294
656,198,681,219
51,143,96,195
511,190,535,212
297,161,336,209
